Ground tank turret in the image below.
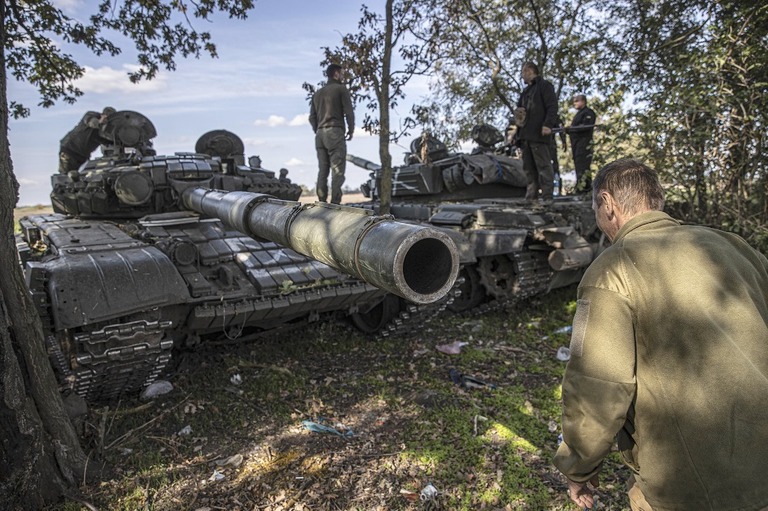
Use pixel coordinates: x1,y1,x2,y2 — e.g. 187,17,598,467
345,125,602,328
16,111,459,403
352,124,528,202
50,112,304,219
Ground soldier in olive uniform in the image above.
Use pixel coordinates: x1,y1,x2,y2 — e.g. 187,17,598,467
555,158,768,511
309,64,355,204
59,107,115,173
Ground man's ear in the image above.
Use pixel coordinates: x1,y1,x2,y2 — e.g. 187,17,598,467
597,190,611,210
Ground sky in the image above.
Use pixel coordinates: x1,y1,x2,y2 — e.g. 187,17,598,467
8,0,432,206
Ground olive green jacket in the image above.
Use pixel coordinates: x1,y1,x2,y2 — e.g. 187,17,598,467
309,78,354,134
554,211,768,510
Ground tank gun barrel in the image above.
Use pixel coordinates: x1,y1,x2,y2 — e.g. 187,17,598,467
180,188,459,304
346,154,382,171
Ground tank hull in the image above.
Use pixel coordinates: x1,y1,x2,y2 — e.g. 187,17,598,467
346,126,602,334
17,115,459,403
19,212,390,402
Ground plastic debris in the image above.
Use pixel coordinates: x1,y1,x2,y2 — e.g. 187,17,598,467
177,425,193,436
208,469,225,482
449,368,497,390
215,453,244,467
548,420,559,433
474,414,488,436
230,373,242,386
420,482,440,501
302,419,354,437
554,325,573,334
556,346,571,361
436,341,468,355
140,380,174,401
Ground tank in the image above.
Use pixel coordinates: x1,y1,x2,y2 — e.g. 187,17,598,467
15,111,459,403
346,124,603,330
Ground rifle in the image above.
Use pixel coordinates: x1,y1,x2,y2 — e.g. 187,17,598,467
551,124,601,134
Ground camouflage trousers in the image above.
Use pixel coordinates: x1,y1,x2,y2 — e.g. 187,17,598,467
314,127,347,204
59,150,85,174
521,140,554,201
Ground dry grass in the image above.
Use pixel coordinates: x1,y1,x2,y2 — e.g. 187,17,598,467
47,287,632,511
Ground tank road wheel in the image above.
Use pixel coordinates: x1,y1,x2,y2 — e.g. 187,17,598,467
477,254,520,300
447,265,487,313
350,295,402,334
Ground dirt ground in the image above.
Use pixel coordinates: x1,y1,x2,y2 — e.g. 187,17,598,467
46,288,631,511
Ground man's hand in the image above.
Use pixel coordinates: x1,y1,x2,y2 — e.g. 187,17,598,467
346,131,354,141
542,126,552,136
566,475,599,509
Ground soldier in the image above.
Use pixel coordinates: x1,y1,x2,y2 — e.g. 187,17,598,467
566,94,596,193
59,107,115,173
309,64,355,204
515,62,559,203
555,158,768,510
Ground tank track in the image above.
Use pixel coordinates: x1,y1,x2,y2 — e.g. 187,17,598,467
375,279,462,339
463,249,553,316
46,319,175,403
47,283,386,402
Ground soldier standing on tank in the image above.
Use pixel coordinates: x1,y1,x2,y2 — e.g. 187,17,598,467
515,62,559,203
59,107,116,173
309,64,355,204
566,94,596,193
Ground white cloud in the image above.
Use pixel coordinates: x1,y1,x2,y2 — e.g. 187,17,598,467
289,114,309,126
17,178,38,186
284,157,304,166
254,115,288,127
76,65,168,94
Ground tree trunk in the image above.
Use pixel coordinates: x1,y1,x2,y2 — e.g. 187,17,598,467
0,7,90,507
377,0,394,215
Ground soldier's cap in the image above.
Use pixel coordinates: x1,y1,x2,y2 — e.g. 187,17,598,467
102,107,117,116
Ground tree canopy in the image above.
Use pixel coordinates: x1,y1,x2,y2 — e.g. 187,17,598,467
5,0,253,118
1,0,256,507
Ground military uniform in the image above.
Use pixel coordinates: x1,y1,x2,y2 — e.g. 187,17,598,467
516,76,558,201
309,78,354,204
568,105,596,192
554,211,768,510
59,111,111,173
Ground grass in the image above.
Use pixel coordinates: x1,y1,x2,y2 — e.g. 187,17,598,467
46,285,633,511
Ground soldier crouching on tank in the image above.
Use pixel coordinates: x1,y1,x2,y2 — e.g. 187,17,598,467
58,106,116,173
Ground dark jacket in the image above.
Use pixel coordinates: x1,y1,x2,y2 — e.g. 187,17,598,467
516,76,558,144
309,78,355,134
554,211,768,510
569,106,596,141
60,111,110,159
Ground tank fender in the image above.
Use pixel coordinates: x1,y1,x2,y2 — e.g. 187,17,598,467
41,246,190,330
467,229,527,257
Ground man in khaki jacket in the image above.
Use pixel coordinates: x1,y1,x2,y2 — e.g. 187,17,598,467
554,158,768,510
309,63,355,204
